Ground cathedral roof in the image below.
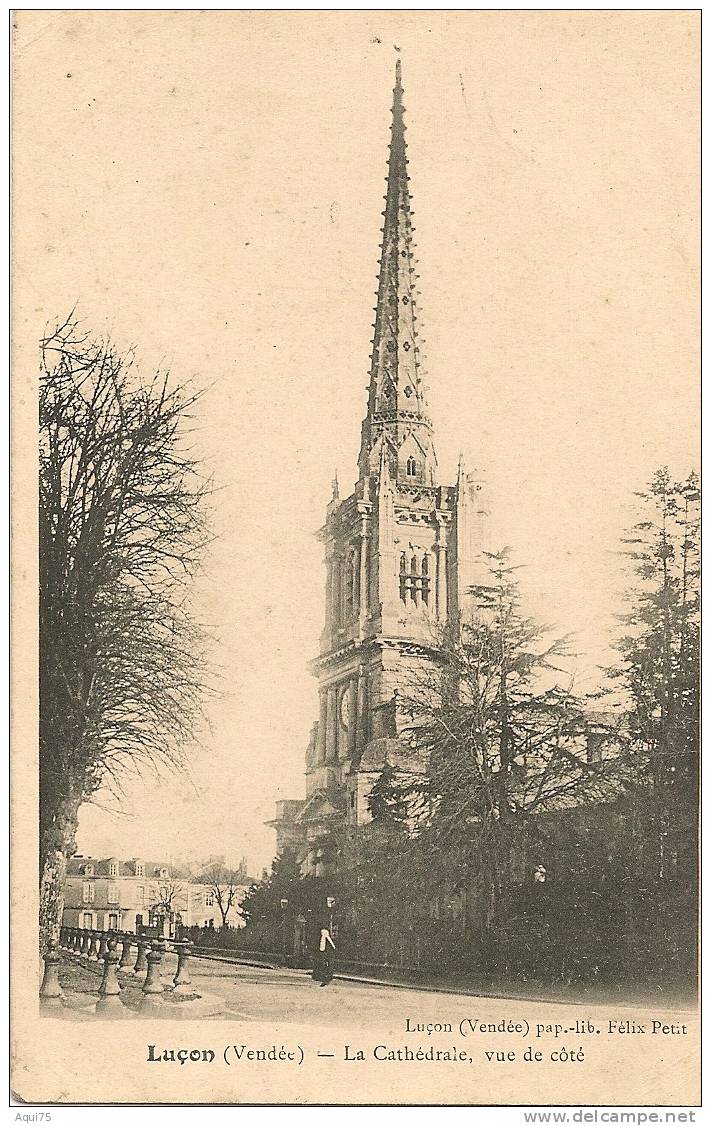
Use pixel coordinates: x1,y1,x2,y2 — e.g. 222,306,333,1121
358,60,437,487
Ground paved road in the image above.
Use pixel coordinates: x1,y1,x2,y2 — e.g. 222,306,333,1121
164,950,697,1034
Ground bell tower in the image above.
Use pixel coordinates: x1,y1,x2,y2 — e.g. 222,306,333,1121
270,61,488,874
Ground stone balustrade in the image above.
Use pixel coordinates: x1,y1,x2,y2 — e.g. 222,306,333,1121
45,927,196,1016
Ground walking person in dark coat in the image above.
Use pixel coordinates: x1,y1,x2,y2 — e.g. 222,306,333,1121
312,927,336,987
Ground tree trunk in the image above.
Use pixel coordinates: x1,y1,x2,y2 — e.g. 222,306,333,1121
38,788,82,956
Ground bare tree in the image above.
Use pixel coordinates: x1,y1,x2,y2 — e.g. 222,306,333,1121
203,863,246,928
39,314,211,952
150,881,186,915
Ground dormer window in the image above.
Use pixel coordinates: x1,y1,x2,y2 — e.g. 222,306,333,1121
406,456,417,477
158,867,169,879
109,862,118,877
135,862,144,877
84,864,94,877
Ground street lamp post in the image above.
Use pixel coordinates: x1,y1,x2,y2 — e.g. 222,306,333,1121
280,898,289,967
326,896,336,938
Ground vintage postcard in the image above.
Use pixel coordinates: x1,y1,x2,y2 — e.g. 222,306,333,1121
11,9,700,1107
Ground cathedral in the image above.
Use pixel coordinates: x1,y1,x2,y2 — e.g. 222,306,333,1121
270,61,488,875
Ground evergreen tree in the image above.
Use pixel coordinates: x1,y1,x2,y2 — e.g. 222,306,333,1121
369,550,628,936
239,848,303,928
614,467,700,877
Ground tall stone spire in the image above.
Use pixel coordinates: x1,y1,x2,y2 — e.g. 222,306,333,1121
358,59,437,487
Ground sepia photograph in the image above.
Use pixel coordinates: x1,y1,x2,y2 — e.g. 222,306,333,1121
11,9,700,1107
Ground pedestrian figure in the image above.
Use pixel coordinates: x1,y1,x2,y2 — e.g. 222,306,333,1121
312,927,336,987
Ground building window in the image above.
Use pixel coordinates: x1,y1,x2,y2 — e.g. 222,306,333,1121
406,456,417,476
108,883,119,904
421,553,430,606
109,862,118,877
205,892,215,907
399,552,430,606
82,882,94,903
84,864,94,877
108,913,119,930
410,555,419,605
137,885,145,905
135,862,144,877
158,867,169,879
82,912,93,928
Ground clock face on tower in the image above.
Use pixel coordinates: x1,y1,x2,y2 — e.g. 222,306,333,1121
340,688,351,730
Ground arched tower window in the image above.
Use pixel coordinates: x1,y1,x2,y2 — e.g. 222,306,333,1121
406,456,417,477
410,555,419,605
421,553,430,606
400,552,432,606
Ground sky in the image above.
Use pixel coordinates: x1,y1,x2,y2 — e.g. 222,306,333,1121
14,11,699,874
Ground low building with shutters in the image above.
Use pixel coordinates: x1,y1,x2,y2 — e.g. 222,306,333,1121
62,855,222,934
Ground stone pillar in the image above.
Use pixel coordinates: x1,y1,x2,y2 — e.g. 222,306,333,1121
133,936,149,976
376,452,397,625
356,666,368,750
172,940,194,995
347,678,357,759
358,518,369,623
98,932,109,960
324,545,334,637
325,686,336,764
331,555,342,629
140,945,165,1012
435,522,449,622
317,691,327,764
118,934,134,973
88,932,101,962
95,949,124,1017
39,946,63,1012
